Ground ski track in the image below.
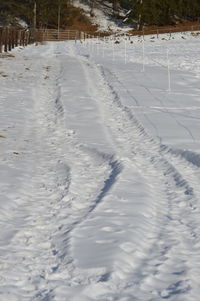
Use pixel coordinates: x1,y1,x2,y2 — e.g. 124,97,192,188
0,41,200,300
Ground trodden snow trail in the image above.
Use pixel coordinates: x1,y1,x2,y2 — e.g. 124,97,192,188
0,43,120,300
70,44,200,300
1,39,200,301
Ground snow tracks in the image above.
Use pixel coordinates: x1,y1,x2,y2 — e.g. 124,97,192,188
0,43,118,300
0,42,200,301
73,47,200,300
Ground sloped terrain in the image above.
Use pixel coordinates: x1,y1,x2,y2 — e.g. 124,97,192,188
0,33,200,300
73,0,131,32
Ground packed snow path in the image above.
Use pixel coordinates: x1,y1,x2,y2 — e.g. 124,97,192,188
1,36,200,301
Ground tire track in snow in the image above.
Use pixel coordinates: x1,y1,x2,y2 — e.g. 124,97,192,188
0,51,74,300
102,65,200,226
137,72,197,144
32,54,121,299
104,67,163,145
0,43,122,300
77,52,200,300
106,66,196,146
101,66,200,211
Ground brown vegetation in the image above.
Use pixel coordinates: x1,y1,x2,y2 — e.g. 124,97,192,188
129,22,200,36
63,6,98,33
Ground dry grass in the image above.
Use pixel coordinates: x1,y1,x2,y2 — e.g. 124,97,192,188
0,53,15,59
129,21,200,36
63,6,98,33
0,72,8,77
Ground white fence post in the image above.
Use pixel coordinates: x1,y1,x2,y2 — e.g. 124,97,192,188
124,34,127,64
103,36,105,58
112,36,115,61
167,49,171,92
97,34,99,55
142,38,145,72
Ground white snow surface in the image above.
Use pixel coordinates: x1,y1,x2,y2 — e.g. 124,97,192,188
1,32,200,300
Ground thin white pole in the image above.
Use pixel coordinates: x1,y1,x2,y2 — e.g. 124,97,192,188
167,49,171,92
103,36,105,58
92,35,94,53
109,35,112,59
88,34,90,51
142,38,145,72
124,34,127,64
92,35,95,52
112,36,115,61
97,35,99,55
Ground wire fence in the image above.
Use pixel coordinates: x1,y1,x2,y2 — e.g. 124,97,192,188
83,24,200,39
0,23,200,53
129,24,200,38
34,29,81,42
34,24,200,43
0,28,93,52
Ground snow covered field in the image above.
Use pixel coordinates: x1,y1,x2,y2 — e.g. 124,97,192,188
0,32,200,300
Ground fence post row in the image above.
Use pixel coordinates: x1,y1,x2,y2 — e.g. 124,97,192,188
0,24,200,54
32,29,84,42
0,27,30,53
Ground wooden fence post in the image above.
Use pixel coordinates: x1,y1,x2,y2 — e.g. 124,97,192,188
0,28,3,53
16,30,19,47
19,30,22,46
11,29,15,49
0,27,34,53
25,31,28,45
14,29,17,47
20,31,23,46
23,31,26,46
4,28,8,52
21,31,24,46
8,29,12,51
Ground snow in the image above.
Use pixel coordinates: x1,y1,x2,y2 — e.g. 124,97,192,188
73,0,131,33
0,31,200,300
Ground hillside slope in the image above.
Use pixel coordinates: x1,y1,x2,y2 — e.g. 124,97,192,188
73,0,131,32
1,33,200,300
